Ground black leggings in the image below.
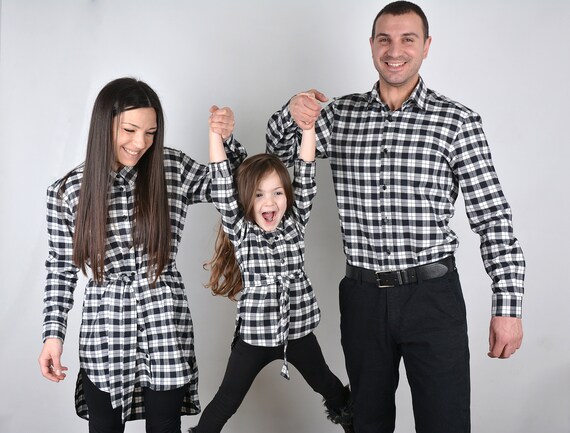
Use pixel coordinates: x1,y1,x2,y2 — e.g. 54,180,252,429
194,332,346,433
81,369,188,433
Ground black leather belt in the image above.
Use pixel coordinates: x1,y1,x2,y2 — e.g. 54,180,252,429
346,256,455,288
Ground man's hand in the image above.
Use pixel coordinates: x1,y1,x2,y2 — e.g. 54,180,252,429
39,338,68,382
488,316,523,359
209,105,235,141
290,89,328,130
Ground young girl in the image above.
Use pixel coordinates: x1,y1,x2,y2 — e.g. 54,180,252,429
38,77,246,433
188,115,354,432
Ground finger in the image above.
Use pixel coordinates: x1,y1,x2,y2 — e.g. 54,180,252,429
300,95,321,112
487,340,503,358
309,89,329,103
209,105,219,114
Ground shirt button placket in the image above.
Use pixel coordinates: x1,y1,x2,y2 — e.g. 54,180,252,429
380,110,395,268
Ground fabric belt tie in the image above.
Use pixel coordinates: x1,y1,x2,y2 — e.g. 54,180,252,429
243,270,304,380
102,273,138,423
346,256,455,288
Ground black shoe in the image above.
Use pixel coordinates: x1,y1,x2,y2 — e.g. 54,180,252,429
324,385,355,433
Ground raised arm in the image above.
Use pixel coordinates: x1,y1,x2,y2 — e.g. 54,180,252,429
266,90,328,167
210,105,247,170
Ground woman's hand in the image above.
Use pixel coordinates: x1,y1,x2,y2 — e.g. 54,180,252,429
39,338,68,382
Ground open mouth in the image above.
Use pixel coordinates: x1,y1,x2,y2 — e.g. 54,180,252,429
262,211,275,222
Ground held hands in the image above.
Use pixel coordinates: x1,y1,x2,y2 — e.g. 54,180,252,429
209,105,235,141
488,316,523,359
290,89,328,130
209,106,230,163
39,338,68,382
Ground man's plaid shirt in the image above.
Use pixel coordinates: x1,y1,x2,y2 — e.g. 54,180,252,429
266,78,525,317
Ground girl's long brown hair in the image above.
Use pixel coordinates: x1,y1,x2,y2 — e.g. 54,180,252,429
205,154,294,300
71,78,171,283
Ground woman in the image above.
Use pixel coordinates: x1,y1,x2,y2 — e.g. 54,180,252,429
38,77,246,432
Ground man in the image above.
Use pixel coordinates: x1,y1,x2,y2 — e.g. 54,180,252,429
266,2,525,432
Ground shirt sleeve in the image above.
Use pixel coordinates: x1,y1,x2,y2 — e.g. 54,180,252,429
450,114,525,317
179,138,247,204
266,99,334,166
43,182,79,342
291,159,317,228
209,160,246,246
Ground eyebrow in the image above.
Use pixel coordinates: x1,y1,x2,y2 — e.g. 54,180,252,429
256,186,284,192
376,32,420,39
121,121,157,130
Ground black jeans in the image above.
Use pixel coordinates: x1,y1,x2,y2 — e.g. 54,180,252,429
81,369,188,433
340,269,470,433
194,332,346,433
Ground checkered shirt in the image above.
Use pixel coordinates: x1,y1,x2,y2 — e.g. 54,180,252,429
209,159,321,379
43,140,246,422
266,78,525,317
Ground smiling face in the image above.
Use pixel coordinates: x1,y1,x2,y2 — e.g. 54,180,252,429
112,107,157,170
252,170,288,232
370,12,431,100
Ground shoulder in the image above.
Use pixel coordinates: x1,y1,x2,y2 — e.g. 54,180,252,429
47,164,84,202
423,87,481,122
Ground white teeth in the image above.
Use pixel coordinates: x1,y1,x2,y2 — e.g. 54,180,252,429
124,148,139,156
388,62,404,67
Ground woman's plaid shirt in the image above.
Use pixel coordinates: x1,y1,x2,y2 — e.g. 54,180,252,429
43,141,246,422
266,78,525,318
209,159,321,379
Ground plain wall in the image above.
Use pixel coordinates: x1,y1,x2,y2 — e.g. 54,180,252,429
1,1,569,432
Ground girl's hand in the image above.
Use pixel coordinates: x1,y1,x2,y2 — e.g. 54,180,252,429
209,105,235,140
39,338,68,382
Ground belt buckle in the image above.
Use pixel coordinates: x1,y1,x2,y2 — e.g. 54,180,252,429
376,270,405,288
375,271,400,288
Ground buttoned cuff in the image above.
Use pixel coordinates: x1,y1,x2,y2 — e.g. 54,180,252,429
209,160,232,179
294,159,316,179
492,292,523,318
43,322,66,343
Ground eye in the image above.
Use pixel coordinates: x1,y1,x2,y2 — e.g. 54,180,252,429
275,191,284,196
123,128,135,133
403,37,414,43
255,193,263,198
146,131,157,136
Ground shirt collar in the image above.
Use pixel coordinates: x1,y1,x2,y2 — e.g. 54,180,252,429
114,164,138,186
369,76,428,112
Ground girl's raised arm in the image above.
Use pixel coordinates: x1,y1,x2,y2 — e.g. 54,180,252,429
209,106,229,163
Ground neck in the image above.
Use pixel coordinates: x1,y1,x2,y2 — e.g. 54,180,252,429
378,76,419,111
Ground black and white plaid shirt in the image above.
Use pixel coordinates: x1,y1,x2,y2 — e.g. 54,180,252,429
209,159,321,379
266,78,525,317
43,140,246,422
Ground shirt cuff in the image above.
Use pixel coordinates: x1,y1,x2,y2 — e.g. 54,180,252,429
43,322,66,343
281,103,296,129
294,159,316,179
491,292,523,318
209,160,232,178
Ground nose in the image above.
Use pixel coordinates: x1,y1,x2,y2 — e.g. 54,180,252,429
386,41,402,58
131,131,147,149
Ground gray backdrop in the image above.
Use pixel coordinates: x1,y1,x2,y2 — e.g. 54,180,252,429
1,1,569,432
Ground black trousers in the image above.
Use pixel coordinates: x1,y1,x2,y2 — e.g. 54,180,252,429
81,369,188,433
340,269,470,433
194,332,346,433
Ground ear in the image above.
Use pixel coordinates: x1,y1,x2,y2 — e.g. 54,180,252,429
423,36,432,59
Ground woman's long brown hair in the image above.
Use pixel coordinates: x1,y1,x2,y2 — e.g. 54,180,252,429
205,154,294,300
71,78,171,283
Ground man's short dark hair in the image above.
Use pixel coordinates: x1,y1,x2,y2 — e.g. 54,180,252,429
371,1,429,40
